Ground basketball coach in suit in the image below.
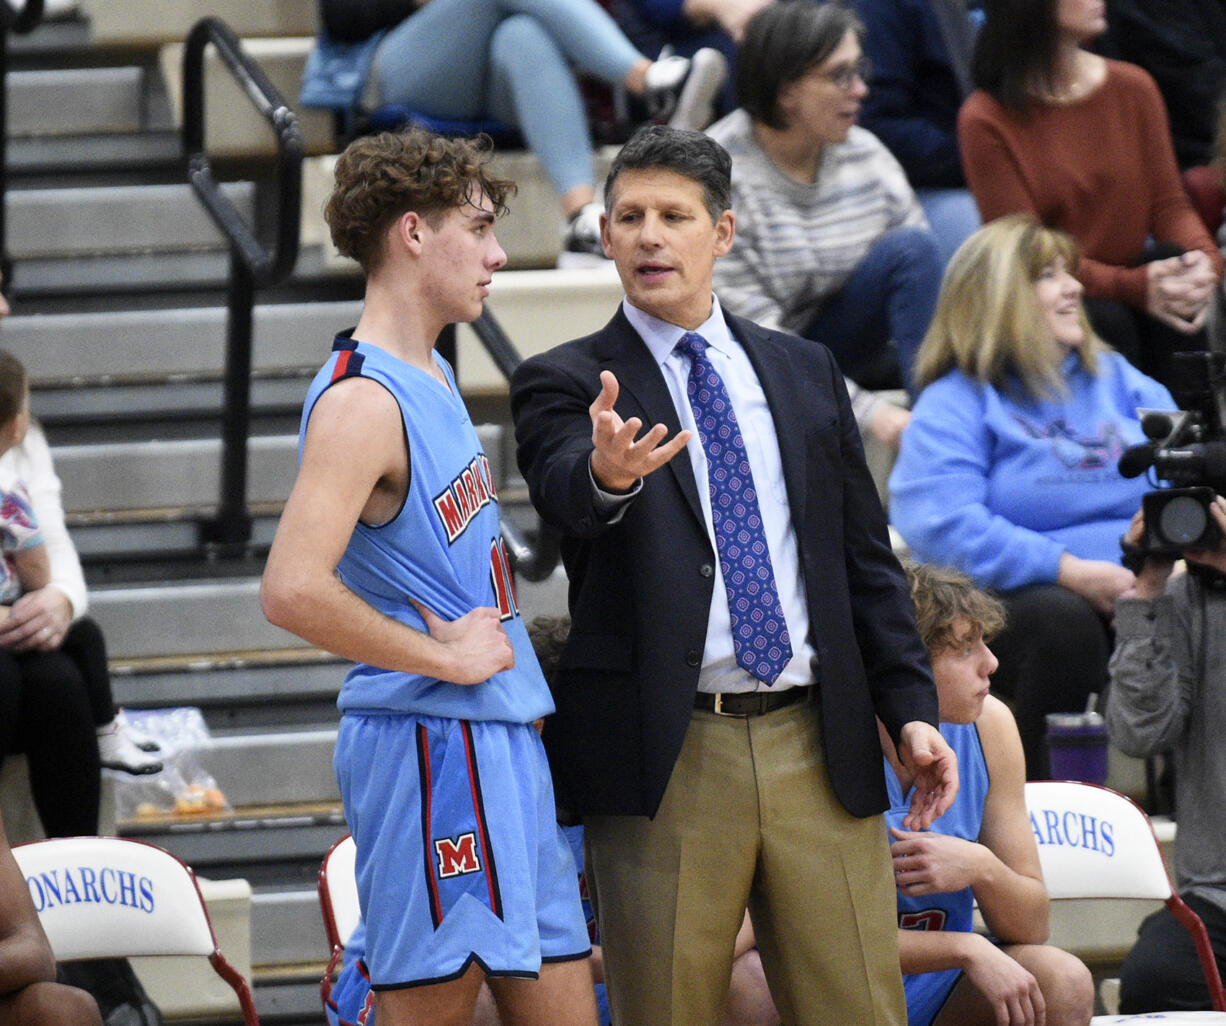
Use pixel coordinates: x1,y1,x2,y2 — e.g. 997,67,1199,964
510,124,957,1026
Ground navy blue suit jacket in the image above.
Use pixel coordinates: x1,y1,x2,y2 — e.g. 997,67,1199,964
511,306,938,819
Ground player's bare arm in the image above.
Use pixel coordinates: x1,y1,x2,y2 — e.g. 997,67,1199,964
589,370,692,491
891,699,1047,943
964,696,1049,944
262,377,513,685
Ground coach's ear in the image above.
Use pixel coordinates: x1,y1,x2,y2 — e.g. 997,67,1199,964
713,208,735,258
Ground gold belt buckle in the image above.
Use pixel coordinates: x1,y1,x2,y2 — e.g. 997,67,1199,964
712,693,750,717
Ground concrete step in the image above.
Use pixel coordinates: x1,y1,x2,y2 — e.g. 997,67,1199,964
10,130,182,180
160,36,335,160
51,423,510,515
252,887,331,968
89,560,568,662
54,435,299,514
9,67,152,137
206,728,339,808
35,376,309,437
12,301,361,386
111,648,345,731
90,577,303,660
17,265,622,400
80,0,317,49
119,802,346,890
8,181,255,259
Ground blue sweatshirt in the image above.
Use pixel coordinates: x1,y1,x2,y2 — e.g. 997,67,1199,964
889,351,1174,591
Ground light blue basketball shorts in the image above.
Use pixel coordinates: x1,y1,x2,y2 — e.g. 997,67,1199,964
334,713,591,990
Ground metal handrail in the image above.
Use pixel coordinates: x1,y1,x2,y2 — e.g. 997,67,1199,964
182,16,303,550
0,0,44,291
469,310,561,583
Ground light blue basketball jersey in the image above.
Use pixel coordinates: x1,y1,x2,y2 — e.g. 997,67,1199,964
301,332,554,723
886,721,990,1026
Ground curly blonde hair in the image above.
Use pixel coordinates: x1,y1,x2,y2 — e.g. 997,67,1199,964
912,214,1104,399
905,561,1005,656
325,129,515,274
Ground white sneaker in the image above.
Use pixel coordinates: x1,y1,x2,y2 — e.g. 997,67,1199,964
115,708,161,753
644,47,728,132
97,717,163,775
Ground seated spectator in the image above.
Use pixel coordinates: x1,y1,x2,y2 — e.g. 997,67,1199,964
707,0,941,443
0,347,161,844
0,809,100,1026
852,0,983,267
888,561,1093,1026
1096,0,1226,171
959,0,1224,392
1107,496,1226,1014
607,0,770,119
889,216,1173,778
315,0,726,258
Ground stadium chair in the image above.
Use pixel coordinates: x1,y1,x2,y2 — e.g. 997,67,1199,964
12,835,260,1026
1025,780,1226,1023
318,833,360,1008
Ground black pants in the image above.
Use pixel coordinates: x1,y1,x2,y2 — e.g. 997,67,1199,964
1120,891,1226,1013
988,584,1111,779
0,618,113,837
1083,242,1209,394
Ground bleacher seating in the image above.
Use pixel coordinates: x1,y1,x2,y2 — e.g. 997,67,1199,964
4,6,1214,1021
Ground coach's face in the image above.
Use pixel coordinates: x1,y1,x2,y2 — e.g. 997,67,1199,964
600,168,734,331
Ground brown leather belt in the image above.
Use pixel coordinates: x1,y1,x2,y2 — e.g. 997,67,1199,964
694,686,814,718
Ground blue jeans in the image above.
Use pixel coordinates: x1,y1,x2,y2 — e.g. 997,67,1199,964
373,0,643,196
917,187,981,269
802,225,942,396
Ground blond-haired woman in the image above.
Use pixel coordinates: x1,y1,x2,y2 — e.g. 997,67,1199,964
889,215,1175,778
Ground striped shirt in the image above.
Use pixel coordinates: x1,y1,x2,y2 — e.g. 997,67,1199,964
708,111,926,426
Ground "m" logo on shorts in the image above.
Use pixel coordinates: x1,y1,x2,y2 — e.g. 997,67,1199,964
435,833,481,877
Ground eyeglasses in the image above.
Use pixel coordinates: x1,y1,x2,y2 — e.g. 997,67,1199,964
814,56,872,91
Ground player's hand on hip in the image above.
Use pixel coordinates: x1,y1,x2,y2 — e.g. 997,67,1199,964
412,600,514,685
589,370,691,492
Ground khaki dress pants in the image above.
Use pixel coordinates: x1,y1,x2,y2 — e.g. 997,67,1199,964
584,699,905,1026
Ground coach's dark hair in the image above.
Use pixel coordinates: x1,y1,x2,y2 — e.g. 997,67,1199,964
0,351,27,428
603,124,732,222
325,128,514,275
971,0,1060,112
736,0,863,130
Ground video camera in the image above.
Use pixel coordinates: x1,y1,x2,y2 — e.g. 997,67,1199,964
1117,352,1226,556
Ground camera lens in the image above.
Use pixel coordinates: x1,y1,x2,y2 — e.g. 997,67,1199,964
1159,494,1210,546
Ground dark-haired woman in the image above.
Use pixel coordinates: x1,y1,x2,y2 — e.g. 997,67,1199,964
958,0,1223,391
708,0,942,425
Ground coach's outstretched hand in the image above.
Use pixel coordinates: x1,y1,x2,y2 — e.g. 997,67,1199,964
589,371,691,492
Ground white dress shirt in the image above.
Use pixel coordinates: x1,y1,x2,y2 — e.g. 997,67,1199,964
621,296,816,694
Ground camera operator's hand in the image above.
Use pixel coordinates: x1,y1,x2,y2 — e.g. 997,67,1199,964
1184,495,1226,577
1057,552,1136,615
1122,507,1176,600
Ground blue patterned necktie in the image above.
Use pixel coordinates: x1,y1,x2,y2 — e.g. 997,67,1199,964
675,332,793,685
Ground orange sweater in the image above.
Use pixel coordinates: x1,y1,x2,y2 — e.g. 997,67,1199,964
958,60,1223,308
